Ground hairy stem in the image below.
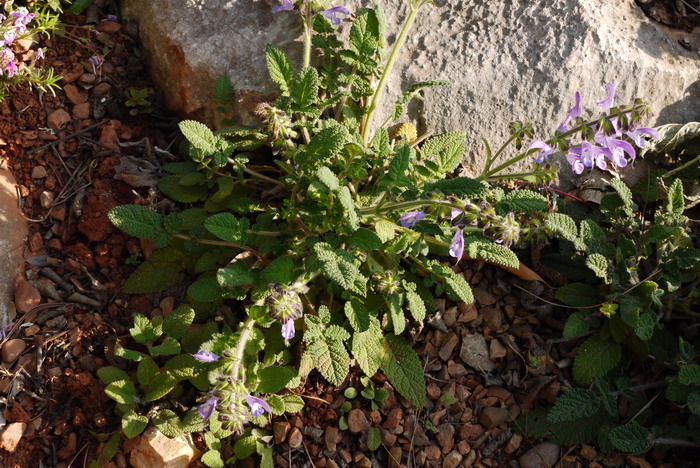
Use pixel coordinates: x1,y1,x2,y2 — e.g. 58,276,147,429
231,317,256,380
359,198,464,216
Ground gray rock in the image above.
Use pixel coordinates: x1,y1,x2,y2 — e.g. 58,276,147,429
519,442,561,468
459,333,496,372
0,166,27,327
121,0,699,175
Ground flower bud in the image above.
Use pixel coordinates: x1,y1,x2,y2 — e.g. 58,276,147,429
266,286,304,324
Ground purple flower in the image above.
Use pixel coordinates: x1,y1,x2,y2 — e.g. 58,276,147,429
596,82,615,113
580,141,610,170
282,319,295,340
4,30,16,47
450,208,461,222
595,133,636,167
448,228,464,262
321,6,351,25
557,91,581,132
398,210,426,228
566,148,585,175
34,48,44,60
192,350,220,362
108,14,119,22
245,395,271,418
4,60,17,78
626,128,659,149
89,55,103,68
528,140,554,163
272,0,295,12
10,7,36,26
198,396,219,422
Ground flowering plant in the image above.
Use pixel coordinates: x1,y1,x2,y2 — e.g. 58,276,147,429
105,0,665,464
0,2,62,101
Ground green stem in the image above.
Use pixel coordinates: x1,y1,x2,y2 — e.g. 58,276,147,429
361,2,421,145
477,104,648,180
359,198,464,216
231,317,256,380
661,152,700,179
302,7,312,69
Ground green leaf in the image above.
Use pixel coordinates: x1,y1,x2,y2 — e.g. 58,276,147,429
130,313,161,344
137,356,159,387
150,337,181,356
152,409,184,438
313,243,366,295
291,67,319,109
263,257,295,284
666,178,685,214
298,124,348,169
347,228,383,251
546,213,580,246
678,364,700,386
547,388,600,422
380,335,426,407
114,344,146,362
349,8,379,56
344,298,370,332
563,311,593,338
145,373,178,401
265,45,293,94
163,305,195,340
421,131,466,174
202,450,224,468
352,317,385,377
179,120,219,154
609,177,637,214
158,175,209,203
404,281,426,322
97,366,130,384
555,283,602,307
586,254,609,281
108,205,170,246
217,262,255,287
337,186,359,231
123,247,186,294
387,294,405,335
316,166,340,192
212,75,233,104
390,80,450,121
164,354,198,380
122,411,149,439
280,394,304,413
467,241,520,269
496,190,548,214
573,335,622,385
105,380,136,405
424,177,488,197
204,213,250,243
687,392,700,416
265,395,286,416
66,0,92,14
188,277,229,302
608,424,652,453
634,312,656,341
374,219,397,242
388,144,410,183
257,366,295,393
367,427,382,450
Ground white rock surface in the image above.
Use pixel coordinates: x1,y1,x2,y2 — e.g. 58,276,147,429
121,0,699,173
0,422,26,453
130,426,201,468
0,164,27,327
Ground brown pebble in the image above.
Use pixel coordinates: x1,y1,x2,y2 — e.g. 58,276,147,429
14,278,41,314
273,421,290,445
63,84,84,105
23,324,40,337
479,406,510,429
287,427,302,449
347,409,370,433
31,165,47,179
73,103,91,120
47,109,70,131
2,339,27,363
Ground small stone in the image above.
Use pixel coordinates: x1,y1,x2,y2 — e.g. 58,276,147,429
73,102,91,120
63,84,85,105
287,427,302,449
0,422,26,452
457,440,470,456
472,287,496,306
129,426,200,468
443,450,463,468
403,414,430,446
447,362,467,377
457,302,477,322
93,82,113,97
443,306,458,326
324,426,340,452
23,324,40,337
479,407,510,429
459,423,485,440
625,455,652,468
14,278,41,314
427,382,441,400
40,190,55,209
47,108,70,131
489,339,508,359
424,445,441,460
97,20,122,33
459,333,496,372
439,333,459,361
580,444,596,460
80,73,96,83
382,407,402,429
519,442,561,468
273,421,290,444
505,433,523,454
31,165,47,179
380,428,396,446
29,232,44,252
481,307,504,330
347,409,370,433
388,446,402,468
435,423,455,452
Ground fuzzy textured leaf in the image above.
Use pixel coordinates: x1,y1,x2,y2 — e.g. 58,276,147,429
179,120,219,154
262,257,295,284
351,317,385,377
547,388,600,422
201,450,224,468
105,380,136,405
265,45,293,94
496,190,548,214
573,335,622,385
97,366,130,384
257,366,295,393
546,213,579,246
424,177,488,197
556,283,602,307
291,67,319,109
137,356,159,387
163,305,195,340
421,131,465,174
204,213,250,244
122,411,149,439
108,205,168,245
347,228,383,251
307,339,350,386
344,299,370,332
367,427,382,450
608,424,652,453
380,335,426,407
152,409,184,438
678,364,700,386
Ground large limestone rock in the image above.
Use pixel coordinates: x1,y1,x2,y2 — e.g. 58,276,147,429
0,164,27,327
121,0,700,172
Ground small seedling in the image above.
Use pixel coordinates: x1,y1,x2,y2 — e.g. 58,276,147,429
124,87,153,115
344,376,390,411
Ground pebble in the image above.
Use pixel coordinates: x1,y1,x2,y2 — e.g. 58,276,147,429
457,302,478,322
435,423,455,452
347,409,370,433
40,190,55,209
93,82,112,97
443,450,463,468
324,426,340,451
427,382,441,400
489,339,508,359
472,287,496,305
505,433,523,454
47,108,70,131
31,165,47,179
388,446,402,468
380,428,396,446
73,102,91,120
580,444,597,460
273,421,290,444
447,362,467,377
424,444,441,459
479,406,510,428
63,84,84,104
23,324,40,337
519,442,561,468
287,427,302,448
0,422,26,452
129,426,200,468
443,306,458,326
625,455,652,468
439,333,459,361
459,333,496,371
382,407,402,429
1,338,27,363
13,278,40,314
